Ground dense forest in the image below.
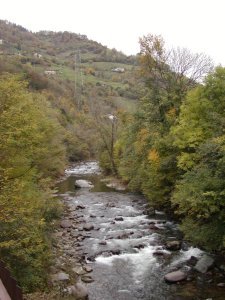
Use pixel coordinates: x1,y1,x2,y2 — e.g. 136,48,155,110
110,35,225,253
0,20,225,293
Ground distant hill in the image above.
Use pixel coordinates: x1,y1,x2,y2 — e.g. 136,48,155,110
0,20,143,160
0,20,142,111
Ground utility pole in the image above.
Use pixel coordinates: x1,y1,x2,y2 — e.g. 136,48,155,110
74,50,84,111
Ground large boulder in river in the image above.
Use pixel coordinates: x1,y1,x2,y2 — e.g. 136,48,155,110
165,240,181,251
70,283,88,299
75,180,94,189
164,270,187,283
83,224,94,231
194,255,215,273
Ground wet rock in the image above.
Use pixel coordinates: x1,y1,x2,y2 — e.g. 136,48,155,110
110,221,116,225
134,244,145,249
157,220,166,224
99,240,107,245
187,256,198,266
100,251,112,257
70,232,80,238
107,202,116,207
164,270,187,283
86,255,95,262
181,241,189,251
166,240,181,251
70,283,88,299
146,207,155,216
149,221,156,225
132,232,144,239
83,224,94,231
76,204,86,209
194,255,214,273
111,249,121,255
153,250,170,257
60,220,72,228
72,266,86,275
75,179,93,189
117,233,129,239
219,265,225,272
77,236,85,242
90,214,96,218
83,265,93,273
81,275,94,283
140,220,147,225
52,272,70,282
115,216,124,221
54,231,64,238
217,282,225,287
149,224,160,230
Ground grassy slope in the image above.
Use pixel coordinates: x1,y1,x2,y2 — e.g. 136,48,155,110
0,20,141,113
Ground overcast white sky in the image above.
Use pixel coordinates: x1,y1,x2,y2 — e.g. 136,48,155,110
0,0,224,65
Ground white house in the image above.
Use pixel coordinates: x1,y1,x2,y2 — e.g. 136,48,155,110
112,67,125,73
44,70,56,75
0,39,3,45
34,53,42,58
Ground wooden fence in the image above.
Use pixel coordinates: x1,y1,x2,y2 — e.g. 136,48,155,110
0,260,23,300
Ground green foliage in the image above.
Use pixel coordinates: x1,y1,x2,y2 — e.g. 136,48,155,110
115,35,224,251
171,67,225,250
0,74,65,291
179,217,225,251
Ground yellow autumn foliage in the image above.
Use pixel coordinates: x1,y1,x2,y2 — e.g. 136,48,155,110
134,128,149,154
148,148,160,163
166,107,176,118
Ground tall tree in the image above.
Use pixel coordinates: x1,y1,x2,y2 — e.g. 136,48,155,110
172,67,225,250
117,34,213,209
0,74,66,290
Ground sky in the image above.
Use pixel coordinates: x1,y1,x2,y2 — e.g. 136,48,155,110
0,0,224,65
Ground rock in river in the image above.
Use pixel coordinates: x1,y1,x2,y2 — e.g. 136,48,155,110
194,255,214,273
164,270,187,283
81,275,94,283
70,283,88,299
60,220,72,228
75,179,94,189
83,224,94,231
115,216,124,221
165,240,181,251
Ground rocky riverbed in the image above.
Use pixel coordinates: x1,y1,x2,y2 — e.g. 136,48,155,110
50,162,225,300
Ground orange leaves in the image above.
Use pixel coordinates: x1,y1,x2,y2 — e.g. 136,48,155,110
166,107,176,119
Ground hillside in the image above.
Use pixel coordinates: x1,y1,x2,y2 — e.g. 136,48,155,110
0,20,141,110
0,20,143,160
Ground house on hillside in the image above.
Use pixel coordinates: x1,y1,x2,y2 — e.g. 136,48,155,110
34,52,42,58
0,39,3,45
44,70,56,75
112,67,125,73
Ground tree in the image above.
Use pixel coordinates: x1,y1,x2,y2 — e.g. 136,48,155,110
172,67,225,250
139,34,213,99
0,74,66,290
116,33,213,211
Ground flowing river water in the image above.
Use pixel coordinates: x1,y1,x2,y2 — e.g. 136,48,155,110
57,162,225,300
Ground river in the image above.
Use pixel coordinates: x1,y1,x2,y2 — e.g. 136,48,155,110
56,162,225,300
